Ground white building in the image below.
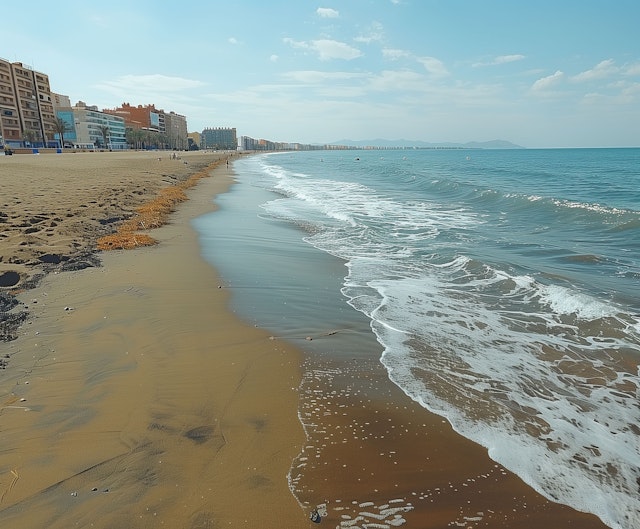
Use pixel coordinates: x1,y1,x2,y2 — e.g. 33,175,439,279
54,100,127,150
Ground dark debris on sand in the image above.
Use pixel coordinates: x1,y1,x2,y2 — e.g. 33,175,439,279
0,250,102,350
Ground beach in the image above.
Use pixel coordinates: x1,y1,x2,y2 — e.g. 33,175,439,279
0,150,613,528
0,151,304,528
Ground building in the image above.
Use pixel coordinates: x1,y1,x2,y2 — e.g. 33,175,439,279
0,58,56,148
105,103,188,149
164,111,188,150
0,58,20,146
201,127,237,150
187,131,201,150
54,100,127,150
52,92,71,109
104,102,160,131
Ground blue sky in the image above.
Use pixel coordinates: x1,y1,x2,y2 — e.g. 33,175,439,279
5,0,639,148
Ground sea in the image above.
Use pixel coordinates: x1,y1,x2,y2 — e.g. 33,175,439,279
193,148,640,529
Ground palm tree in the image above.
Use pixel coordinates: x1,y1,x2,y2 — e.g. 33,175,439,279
53,117,71,148
98,125,110,150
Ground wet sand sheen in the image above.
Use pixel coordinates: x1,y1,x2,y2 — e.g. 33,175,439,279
0,165,305,528
291,354,609,528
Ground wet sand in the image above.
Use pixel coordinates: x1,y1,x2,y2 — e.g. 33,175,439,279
291,354,610,528
0,151,611,528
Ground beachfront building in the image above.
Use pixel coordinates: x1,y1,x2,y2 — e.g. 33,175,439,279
238,135,329,151
187,131,201,150
164,111,188,150
104,102,161,132
201,127,237,150
0,58,57,148
104,103,188,150
52,100,127,150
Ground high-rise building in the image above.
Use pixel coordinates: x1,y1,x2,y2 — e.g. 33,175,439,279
201,127,237,150
164,111,188,150
0,58,20,147
0,58,56,148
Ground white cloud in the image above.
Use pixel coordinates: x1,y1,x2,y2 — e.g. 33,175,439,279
97,74,205,94
622,82,640,97
382,48,410,60
531,70,564,91
283,37,309,50
228,37,238,45
316,7,339,18
494,54,525,64
571,59,617,82
417,56,449,78
623,62,640,76
368,69,427,92
473,54,525,67
354,21,385,44
284,38,362,61
581,81,640,106
313,40,362,60
282,70,366,84
270,54,279,62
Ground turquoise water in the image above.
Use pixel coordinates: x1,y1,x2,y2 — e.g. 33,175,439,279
194,148,640,529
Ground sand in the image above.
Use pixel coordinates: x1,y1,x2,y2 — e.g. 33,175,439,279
0,150,611,528
0,151,305,528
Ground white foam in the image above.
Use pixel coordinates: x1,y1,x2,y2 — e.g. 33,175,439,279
539,284,619,320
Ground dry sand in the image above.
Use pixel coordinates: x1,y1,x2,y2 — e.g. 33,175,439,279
0,151,611,529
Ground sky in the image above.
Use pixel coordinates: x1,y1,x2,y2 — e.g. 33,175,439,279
4,0,640,148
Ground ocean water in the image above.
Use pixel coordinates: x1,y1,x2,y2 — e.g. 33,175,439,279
194,148,640,529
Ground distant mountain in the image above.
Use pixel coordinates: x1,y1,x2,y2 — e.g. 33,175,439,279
329,138,525,149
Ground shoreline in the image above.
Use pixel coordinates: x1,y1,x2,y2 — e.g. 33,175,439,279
201,153,613,529
0,153,306,527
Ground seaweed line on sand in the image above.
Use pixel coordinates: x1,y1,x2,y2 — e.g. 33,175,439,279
97,159,225,251
0,158,227,346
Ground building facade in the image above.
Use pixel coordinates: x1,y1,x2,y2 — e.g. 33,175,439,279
104,102,159,131
54,101,127,150
0,58,57,148
187,131,201,150
164,111,188,150
201,127,237,150
105,103,188,149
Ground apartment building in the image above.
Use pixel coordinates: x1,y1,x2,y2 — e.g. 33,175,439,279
0,58,56,148
56,101,127,149
105,103,188,149
201,127,237,150
164,111,188,150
